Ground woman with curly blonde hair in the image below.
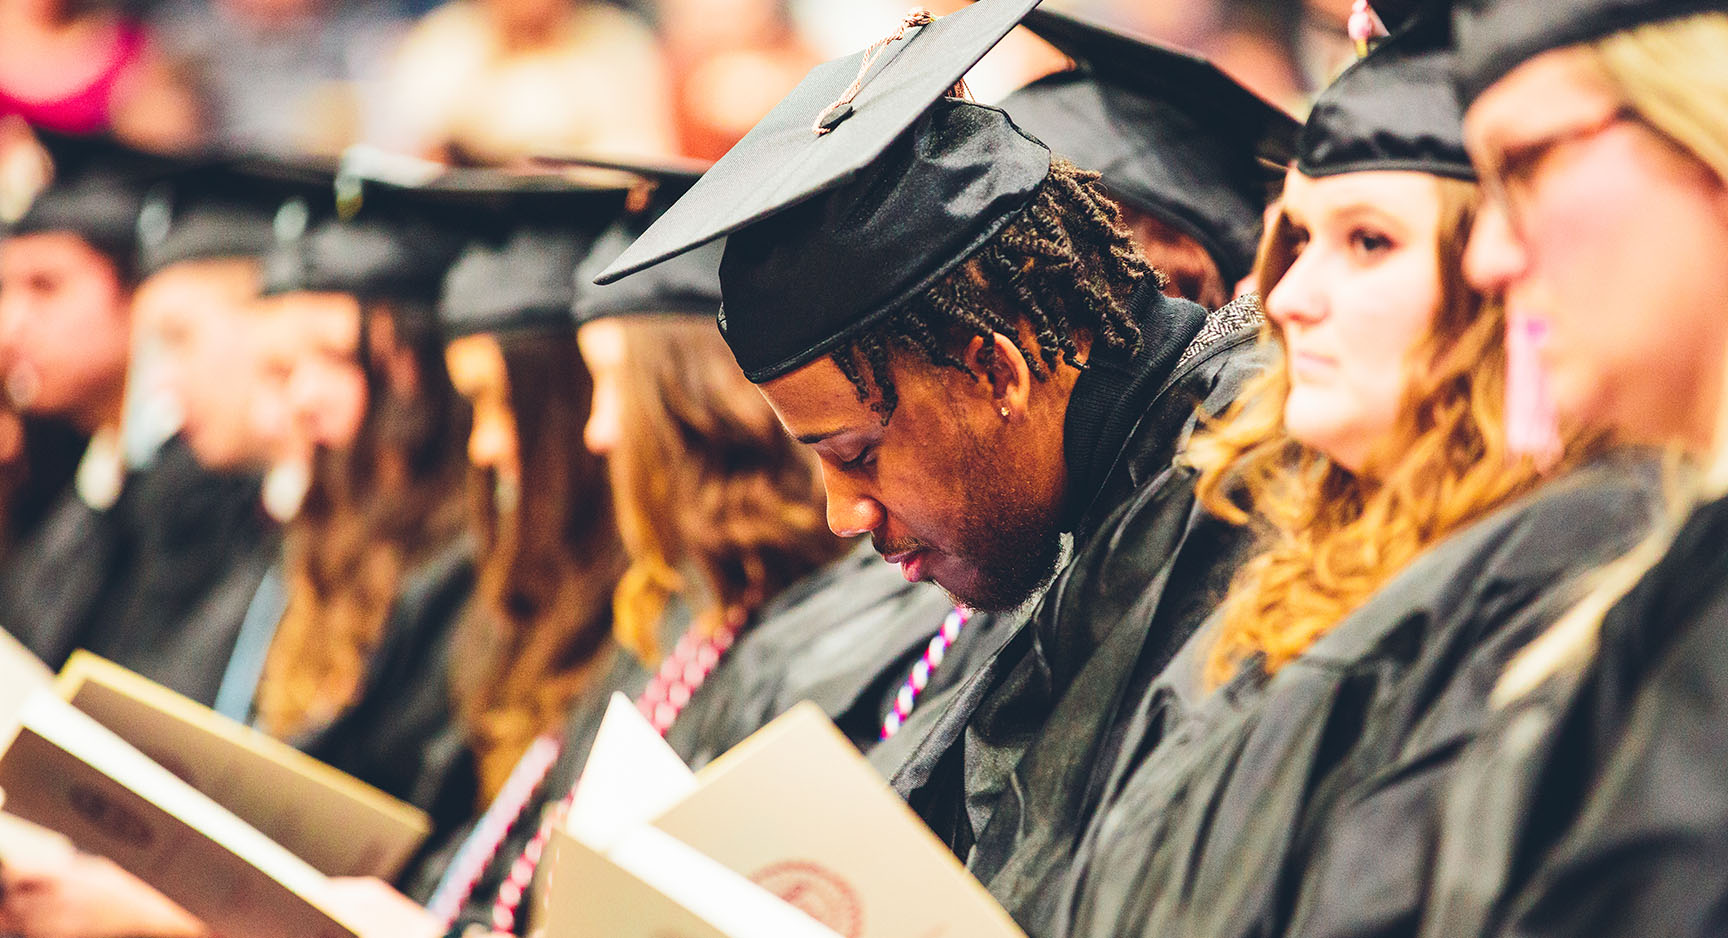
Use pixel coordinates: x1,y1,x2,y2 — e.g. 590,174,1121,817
1057,12,1664,938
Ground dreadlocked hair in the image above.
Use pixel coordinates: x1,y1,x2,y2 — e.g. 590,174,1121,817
832,157,1161,420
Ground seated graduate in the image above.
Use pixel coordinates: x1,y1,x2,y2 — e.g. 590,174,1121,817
1409,2,1728,937
319,160,955,938
864,5,1300,767
249,174,483,836
1000,7,1300,309
571,182,959,768
0,137,278,705
592,0,1266,918
1058,10,1663,938
401,176,642,933
0,166,489,938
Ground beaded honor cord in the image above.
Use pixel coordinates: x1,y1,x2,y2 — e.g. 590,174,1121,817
490,614,742,933
427,614,743,934
880,606,971,740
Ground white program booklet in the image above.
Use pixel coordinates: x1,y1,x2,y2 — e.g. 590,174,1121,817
538,696,1027,938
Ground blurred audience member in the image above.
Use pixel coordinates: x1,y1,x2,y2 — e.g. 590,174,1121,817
147,0,405,156
1293,0,1360,92
0,0,200,150
378,0,675,164
1210,0,1305,110
655,0,818,160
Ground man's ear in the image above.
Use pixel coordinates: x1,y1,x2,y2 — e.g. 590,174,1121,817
960,332,1033,420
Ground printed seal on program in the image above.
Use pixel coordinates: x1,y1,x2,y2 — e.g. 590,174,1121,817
749,859,864,938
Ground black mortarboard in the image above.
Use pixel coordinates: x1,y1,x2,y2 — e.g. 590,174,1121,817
1454,0,1726,104
1002,8,1298,285
1297,9,1475,181
438,171,638,338
1,133,170,278
594,0,1048,383
572,220,724,324
136,156,335,276
555,156,723,324
266,163,627,307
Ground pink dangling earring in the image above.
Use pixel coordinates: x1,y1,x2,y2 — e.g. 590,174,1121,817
1505,309,1563,470
1348,0,1379,57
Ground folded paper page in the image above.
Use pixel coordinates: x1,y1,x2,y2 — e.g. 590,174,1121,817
0,691,360,938
56,650,428,878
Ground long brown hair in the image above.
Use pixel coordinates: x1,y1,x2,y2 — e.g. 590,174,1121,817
1190,177,1568,686
606,317,845,662
451,333,626,802
258,300,472,739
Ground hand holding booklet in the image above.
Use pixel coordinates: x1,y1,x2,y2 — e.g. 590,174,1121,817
0,640,433,938
538,696,1028,938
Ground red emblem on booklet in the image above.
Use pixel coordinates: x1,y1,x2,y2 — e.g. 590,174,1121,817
750,860,865,938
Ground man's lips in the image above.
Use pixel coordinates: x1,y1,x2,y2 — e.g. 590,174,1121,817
881,546,932,583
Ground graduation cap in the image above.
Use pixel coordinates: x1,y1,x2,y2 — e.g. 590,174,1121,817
136,155,337,277
439,172,643,338
546,155,723,324
1297,7,1474,181
1,132,173,279
1455,0,1726,104
572,220,724,324
267,162,629,307
594,0,1049,383
1002,8,1299,286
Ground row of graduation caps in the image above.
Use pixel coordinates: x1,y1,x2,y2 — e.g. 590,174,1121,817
5,0,1305,338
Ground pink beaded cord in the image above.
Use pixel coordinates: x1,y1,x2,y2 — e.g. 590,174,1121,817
425,733,564,923
881,607,971,740
487,613,744,934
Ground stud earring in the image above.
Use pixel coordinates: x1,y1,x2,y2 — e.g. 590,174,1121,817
999,406,1010,419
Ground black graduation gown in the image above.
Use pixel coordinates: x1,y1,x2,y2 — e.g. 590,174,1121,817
293,535,479,863
662,543,955,766
881,287,1267,932
1058,459,1663,938
2,416,85,557
1417,488,1728,938
0,434,275,705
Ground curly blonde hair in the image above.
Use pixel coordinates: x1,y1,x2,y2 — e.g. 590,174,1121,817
1191,176,1563,686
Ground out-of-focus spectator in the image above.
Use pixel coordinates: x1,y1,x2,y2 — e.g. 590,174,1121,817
0,0,199,150
1210,0,1305,111
1078,0,1221,50
146,0,405,156
377,0,676,163
1294,0,1361,92
656,0,818,160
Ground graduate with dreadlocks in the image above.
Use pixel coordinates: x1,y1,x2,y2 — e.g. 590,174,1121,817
593,0,1268,924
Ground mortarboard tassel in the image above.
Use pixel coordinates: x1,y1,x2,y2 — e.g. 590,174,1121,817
1505,308,1563,470
814,9,938,135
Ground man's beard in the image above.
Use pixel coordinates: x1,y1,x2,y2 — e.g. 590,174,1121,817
934,455,1068,613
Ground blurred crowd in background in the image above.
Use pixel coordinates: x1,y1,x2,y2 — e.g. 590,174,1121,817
0,0,1356,164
